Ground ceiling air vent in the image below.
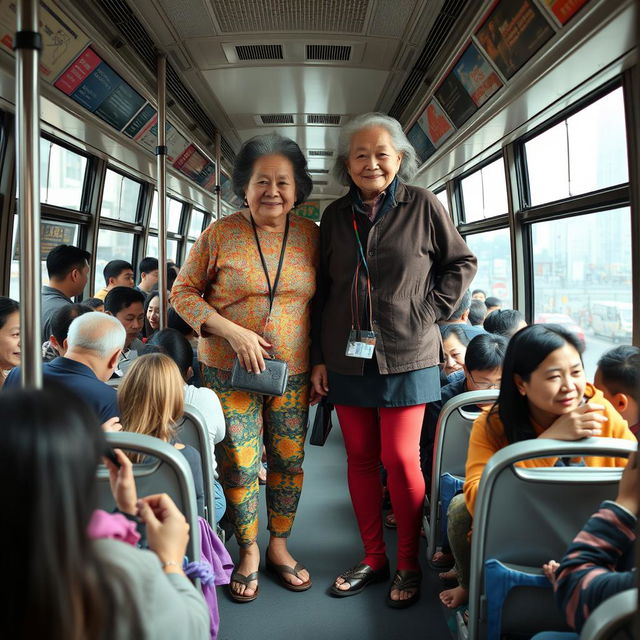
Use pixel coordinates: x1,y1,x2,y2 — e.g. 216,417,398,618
259,114,294,124
312,180,329,186
308,149,334,157
307,114,342,125
306,44,351,61
310,169,329,174
236,44,284,60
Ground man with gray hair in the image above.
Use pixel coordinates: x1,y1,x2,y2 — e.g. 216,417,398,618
4,312,125,426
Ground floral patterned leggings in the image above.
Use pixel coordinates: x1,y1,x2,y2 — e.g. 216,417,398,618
202,366,309,547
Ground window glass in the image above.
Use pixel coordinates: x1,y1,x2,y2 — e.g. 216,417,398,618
150,193,183,233
465,228,513,309
188,209,205,238
146,235,178,263
94,229,135,292
10,218,80,300
185,240,195,258
531,207,632,378
434,189,449,213
460,157,508,222
525,88,628,206
39,138,87,210
100,169,141,223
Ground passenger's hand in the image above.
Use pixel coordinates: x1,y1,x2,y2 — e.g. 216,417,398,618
615,451,639,515
101,416,122,432
137,493,190,570
225,324,272,373
541,403,608,440
310,364,329,404
103,449,137,515
542,560,560,586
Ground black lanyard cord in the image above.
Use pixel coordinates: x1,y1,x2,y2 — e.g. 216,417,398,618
250,213,290,316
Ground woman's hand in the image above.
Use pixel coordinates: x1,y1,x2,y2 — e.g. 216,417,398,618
615,451,639,515
224,324,272,373
541,403,608,440
101,416,122,432
310,364,329,404
104,449,138,515
137,493,190,573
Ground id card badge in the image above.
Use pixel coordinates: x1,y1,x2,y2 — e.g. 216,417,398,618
345,330,376,359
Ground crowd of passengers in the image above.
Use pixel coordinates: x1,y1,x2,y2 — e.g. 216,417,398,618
0,112,638,639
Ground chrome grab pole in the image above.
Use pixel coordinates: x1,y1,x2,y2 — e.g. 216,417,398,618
15,0,42,388
215,132,221,219
156,53,167,329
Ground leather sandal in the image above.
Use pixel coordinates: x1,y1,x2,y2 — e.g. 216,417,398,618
384,512,397,529
265,551,312,592
387,569,422,609
431,550,455,568
330,561,390,597
229,570,259,603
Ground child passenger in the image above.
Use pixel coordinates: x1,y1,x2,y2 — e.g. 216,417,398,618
439,324,636,609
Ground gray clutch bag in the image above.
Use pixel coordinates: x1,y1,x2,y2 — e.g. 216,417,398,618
230,357,289,396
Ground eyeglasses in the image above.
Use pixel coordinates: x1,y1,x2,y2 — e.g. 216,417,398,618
468,371,501,390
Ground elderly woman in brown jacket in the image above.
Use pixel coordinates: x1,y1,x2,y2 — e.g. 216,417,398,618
311,112,477,609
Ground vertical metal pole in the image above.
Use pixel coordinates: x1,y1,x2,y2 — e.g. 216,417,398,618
215,132,221,220
15,0,42,389
156,53,167,329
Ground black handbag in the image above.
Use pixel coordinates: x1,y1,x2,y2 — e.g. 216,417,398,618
309,397,334,446
230,357,289,396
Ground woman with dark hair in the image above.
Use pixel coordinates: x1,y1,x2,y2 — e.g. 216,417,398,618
311,112,477,608
440,324,636,609
143,291,160,340
0,296,20,386
172,133,318,601
483,308,526,338
441,324,471,379
0,384,209,639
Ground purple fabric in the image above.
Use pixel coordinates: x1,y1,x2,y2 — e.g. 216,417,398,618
192,517,233,640
87,509,140,546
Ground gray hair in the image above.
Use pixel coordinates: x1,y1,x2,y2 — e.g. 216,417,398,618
232,133,313,206
67,312,125,358
332,112,419,186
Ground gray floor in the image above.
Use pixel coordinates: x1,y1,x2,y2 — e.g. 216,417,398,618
216,422,454,640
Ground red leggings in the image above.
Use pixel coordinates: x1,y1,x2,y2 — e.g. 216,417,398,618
335,404,426,572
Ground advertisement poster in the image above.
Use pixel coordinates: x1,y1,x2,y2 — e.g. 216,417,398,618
135,115,190,163
476,0,555,79
123,103,156,139
407,121,436,164
453,43,503,107
435,72,477,128
13,220,77,260
54,47,145,131
0,0,89,80
544,0,590,24
418,100,454,148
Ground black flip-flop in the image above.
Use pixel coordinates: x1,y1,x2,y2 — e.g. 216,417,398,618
265,555,312,592
330,562,390,597
229,570,259,603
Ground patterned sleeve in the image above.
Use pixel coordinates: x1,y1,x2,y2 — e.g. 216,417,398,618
554,500,636,632
170,224,219,335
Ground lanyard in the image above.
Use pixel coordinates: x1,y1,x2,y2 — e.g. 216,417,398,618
250,213,290,316
350,209,373,330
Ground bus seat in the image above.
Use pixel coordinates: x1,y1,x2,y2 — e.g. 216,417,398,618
580,588,637,640
175,403,217,530
97,431,201,564
426,390,498,564
468,437,635,640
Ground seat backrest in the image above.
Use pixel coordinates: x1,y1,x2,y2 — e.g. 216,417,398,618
468,437,635,640
427,390,498,561
175,403,217,528
580,588,637,640
97,432,201,562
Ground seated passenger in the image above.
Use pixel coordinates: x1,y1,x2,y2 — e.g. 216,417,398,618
468,299,487,327
5,311,123,429
104,286,145,375
2,384,209,639
42,303,92,361
149,328,226,522
440,324,470,385
484,296,502,315
143,291,161,340
440,290,486,339
594,345,640,438
41,244,91,342
0,297,20,387
137,256,159,295
439,324,635,610
471,289,486,302
118,353,206,518
94,259,135,301
167,307,201,387
83,297,105,312
483,308,527,338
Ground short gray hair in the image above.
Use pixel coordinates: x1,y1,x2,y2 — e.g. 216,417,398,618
67,312,125,358
232,133,313,206
332,112,419,186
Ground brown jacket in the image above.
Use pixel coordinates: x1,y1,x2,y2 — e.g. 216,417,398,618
311,182,477,375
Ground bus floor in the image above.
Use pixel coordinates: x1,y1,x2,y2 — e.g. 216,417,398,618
216,425,454,640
